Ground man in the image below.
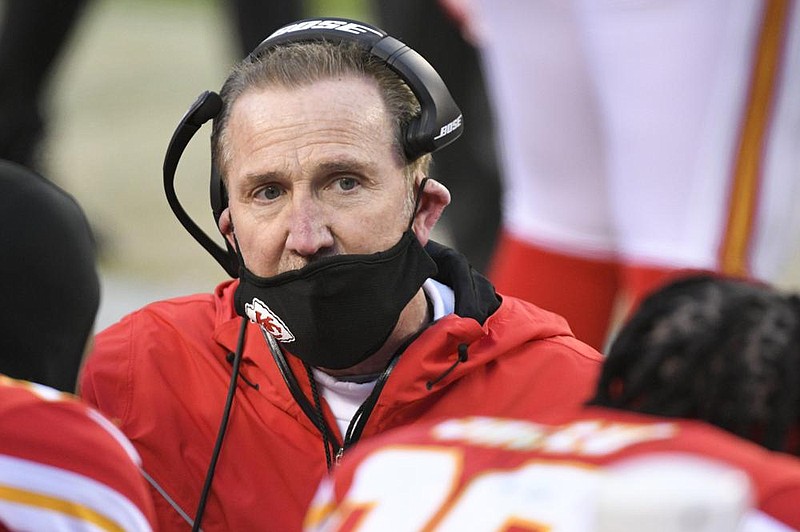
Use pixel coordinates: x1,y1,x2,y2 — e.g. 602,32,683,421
78,18,603,530
306,274,800,530
0,159,156,530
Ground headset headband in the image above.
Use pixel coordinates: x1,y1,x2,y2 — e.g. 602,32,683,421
163,17,463,278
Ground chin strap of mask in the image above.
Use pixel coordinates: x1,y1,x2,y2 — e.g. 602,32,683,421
191,316,248,531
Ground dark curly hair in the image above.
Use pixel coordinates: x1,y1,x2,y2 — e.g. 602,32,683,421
591,274,800,455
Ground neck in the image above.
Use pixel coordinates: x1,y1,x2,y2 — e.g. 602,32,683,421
320,288,430,378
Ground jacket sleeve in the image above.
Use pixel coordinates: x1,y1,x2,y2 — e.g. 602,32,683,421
78,312,139,427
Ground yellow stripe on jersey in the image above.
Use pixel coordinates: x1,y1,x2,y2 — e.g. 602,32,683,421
720,0,791,276
0,484,126,532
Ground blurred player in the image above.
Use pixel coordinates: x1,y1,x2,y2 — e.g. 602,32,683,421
0,376,156,531
0,159,156,530
305,274,800,531
448,0,800,350
0,157,99,392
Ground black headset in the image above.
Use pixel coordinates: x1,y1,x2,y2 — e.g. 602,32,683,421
163,17,463,278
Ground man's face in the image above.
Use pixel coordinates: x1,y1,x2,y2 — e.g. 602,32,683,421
221,75,413,278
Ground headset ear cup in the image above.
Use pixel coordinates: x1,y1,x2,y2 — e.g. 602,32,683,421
403,119,421,160
369,35,463,158
255,20,463,160
210,164,226,224
209,163,239,274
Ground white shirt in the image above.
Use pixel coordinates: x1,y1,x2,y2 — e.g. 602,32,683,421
313,279,455,436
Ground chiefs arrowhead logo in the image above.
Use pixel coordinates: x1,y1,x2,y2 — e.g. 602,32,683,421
244,298,295,342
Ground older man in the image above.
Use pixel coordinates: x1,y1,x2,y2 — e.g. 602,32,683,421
79,18,603,530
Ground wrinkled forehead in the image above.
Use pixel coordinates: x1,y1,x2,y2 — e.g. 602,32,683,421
228,75,394,139
236,74,398,140
224,78,403,174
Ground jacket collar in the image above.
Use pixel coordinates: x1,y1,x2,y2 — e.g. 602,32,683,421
208,243,575,409
425,240,501,325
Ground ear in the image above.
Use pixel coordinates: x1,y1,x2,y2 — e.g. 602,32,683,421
412,177,451,246
217,208,237,251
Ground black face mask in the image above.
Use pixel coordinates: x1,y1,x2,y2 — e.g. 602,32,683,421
233,203,437,370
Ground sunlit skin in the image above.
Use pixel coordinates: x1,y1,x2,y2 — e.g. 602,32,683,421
217,74,450,376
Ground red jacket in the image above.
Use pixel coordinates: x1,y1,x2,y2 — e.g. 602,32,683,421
309,409,800,530
80,245,602,530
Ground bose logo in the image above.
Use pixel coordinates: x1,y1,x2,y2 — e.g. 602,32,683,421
268,20,384,40
433,114,463,140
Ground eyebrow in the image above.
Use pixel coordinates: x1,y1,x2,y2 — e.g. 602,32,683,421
314,157,377,177
237,156,380,187
239,170,282,187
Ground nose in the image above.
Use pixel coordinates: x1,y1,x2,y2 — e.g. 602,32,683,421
284,194,334,258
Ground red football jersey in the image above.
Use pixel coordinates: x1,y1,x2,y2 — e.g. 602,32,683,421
0,376,156,531
307,408,800,531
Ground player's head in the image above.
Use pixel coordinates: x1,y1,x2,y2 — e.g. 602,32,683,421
0,160,100,392
592,274,800,455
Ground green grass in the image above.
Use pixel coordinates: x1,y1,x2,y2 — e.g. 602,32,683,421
124,0,373,21
307,0,372,20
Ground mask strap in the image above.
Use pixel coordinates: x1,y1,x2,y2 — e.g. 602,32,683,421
231,231,246,275
408,177,429,231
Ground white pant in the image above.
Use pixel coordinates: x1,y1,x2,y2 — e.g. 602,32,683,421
471,0,800,281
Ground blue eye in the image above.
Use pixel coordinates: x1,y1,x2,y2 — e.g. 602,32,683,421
337,177,357,191
259,185,282,200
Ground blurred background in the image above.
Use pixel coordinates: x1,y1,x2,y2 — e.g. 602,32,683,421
11,0,375,329
2,0,798,340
